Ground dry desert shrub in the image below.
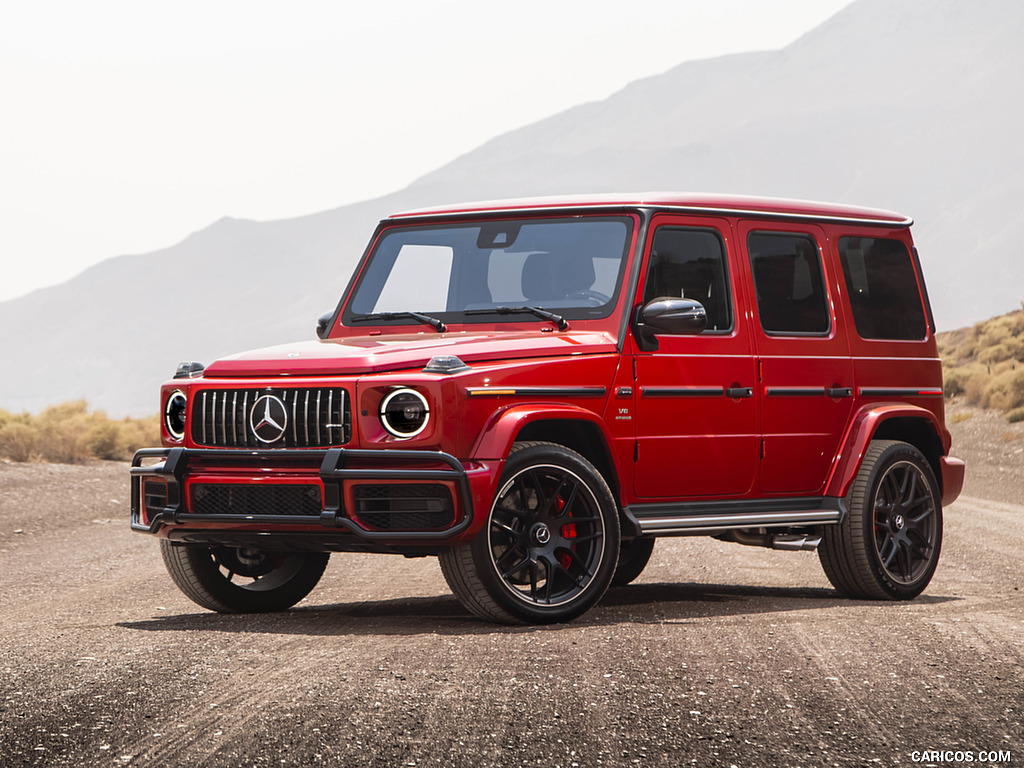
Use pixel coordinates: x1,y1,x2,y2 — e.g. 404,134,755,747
939,308,1024,414
0,401,159,463
982,368,1024,411
0,421,38,462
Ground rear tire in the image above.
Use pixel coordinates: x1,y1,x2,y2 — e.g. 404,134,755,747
819,440,942,599
160,541,329,613
440,441,619,624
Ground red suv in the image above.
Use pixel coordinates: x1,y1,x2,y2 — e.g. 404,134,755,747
132,194,965,624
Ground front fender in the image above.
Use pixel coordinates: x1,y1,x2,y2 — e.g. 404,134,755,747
470,403,617,462
825,403,950,501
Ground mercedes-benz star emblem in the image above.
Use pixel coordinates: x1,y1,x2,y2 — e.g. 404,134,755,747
250,395,288,443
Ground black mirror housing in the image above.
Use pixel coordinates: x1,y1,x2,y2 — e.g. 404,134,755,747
316,311,334,339
641,297,707,334
634,298,707,350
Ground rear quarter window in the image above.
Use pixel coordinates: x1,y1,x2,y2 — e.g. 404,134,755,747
838,237,927,340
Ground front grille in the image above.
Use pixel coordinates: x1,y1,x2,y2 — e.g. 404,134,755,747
353,484,455,531
192,388,350,448
190,484,323,517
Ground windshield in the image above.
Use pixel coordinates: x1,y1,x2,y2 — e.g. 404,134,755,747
344,216,633,326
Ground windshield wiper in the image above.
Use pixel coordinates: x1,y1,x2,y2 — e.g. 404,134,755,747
351,311,447,333
465,306,569,331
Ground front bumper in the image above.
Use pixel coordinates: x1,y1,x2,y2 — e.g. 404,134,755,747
130,447,476,544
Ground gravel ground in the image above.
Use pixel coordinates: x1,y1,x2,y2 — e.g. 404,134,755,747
0,410,1021,767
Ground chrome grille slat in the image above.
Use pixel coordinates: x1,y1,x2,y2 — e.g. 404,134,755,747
303,391,310,445
327,390,334,443
242,391,250,447
190,387,350,448
291,393,298,443
315,390,322,441
201,391,208,444
220,392,227,446
212,391,220,446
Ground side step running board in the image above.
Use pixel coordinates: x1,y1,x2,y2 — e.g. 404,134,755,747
636,508,841,535
624,498,846,537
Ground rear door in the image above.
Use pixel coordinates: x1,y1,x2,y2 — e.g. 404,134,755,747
738,221,855,495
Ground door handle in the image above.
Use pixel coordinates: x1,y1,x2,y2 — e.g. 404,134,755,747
826,387,853,398
725,387,754,399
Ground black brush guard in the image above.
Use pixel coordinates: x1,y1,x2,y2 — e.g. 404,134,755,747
130,447,474,542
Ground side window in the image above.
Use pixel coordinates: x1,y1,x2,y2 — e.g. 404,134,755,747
748,232,829,335
838,236,927,340
644,228,732,332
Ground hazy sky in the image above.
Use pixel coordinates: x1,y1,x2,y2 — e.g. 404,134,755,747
0,0,852,303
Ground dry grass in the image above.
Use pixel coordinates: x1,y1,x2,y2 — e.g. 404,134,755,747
939,307,1024,422
0,400,158,464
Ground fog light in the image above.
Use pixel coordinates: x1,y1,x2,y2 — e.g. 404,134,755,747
379,388,429,438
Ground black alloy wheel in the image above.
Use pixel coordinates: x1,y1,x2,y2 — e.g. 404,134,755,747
440,442,619,624
819,440,942,599
873,458,941,586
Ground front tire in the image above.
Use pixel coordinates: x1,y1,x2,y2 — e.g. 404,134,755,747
440,442,619,624
611,537,656,586
160,541,329,613
819,440,942,599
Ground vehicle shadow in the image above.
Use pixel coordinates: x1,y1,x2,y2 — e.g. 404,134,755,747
117,581,959,638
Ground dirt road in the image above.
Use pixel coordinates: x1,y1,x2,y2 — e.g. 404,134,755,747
1,433,1021,766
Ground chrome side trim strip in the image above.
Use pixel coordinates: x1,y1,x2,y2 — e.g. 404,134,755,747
636,508,841,536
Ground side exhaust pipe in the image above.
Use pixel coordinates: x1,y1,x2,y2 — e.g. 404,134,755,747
770,534,822,551
719,530,822,551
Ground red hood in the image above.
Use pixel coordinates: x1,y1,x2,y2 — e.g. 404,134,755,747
203,331,619,377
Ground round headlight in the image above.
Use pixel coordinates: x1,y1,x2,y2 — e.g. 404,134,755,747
165,390,187,440
379,388,429,438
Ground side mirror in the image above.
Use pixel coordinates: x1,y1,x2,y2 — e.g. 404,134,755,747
641,297,707,334
634,297,707,350
316,311,334,340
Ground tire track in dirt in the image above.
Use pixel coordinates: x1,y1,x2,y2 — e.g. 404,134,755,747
118,604,380,765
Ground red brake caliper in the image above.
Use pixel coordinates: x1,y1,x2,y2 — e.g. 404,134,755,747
558,494,576,569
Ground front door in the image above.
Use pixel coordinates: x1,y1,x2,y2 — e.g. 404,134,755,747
738,221,855,495
632,215,758,499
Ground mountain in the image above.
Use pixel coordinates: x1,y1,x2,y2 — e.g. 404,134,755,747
2,0,1021,416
